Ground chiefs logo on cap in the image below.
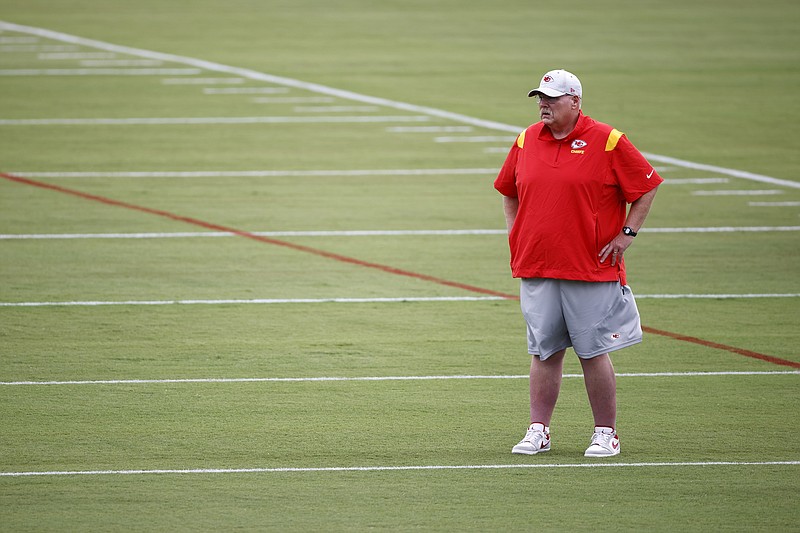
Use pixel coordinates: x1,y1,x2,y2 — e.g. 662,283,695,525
543,75,553,82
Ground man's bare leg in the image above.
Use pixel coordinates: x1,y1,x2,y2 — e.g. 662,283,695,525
579,353,617,428
529,349,567,425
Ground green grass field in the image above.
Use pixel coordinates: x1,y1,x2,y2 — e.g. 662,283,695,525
1,1,799,530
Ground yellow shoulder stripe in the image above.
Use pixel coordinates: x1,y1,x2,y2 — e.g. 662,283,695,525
516,130,526,149
605,129,624,151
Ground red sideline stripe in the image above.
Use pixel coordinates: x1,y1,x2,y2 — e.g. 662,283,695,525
4,171,798,369
643,326,800,369
0,172,514,299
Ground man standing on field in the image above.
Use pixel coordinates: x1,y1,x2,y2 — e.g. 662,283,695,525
494,69,662,457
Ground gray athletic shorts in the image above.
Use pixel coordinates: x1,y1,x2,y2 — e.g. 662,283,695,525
520,278,643,360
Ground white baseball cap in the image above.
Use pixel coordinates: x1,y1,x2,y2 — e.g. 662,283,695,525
527,69,582,98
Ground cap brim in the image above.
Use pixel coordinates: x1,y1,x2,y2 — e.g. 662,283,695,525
527,87,567,98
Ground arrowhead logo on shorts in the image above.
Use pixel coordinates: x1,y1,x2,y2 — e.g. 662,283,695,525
611,333,621,340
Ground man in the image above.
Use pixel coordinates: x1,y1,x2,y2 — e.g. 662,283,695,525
494,69,661,457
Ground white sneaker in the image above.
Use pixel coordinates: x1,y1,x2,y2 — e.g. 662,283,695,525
512,423,550,455
584,426,620,457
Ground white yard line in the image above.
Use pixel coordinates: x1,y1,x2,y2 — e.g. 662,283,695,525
2,371,798,386
387,126,473,133
1,294,798,308
162,77,243,84
0,115,431,125
2,226,798,240
0,68,201,76
80,59,163,67
642,153,800,190
0,35,37,43
37,51,115,59
634,293,800,299
252,97,335,103
0,44,77,52
293,105,378,112
0,229,508,239
11,168,496,178
692,190,783,196
749,201,800,207
2,461,798,477
0,167,739,180
662,178,729,184
434,135,517,143
203,87,289,94
641,226,800,233
0,297,507,307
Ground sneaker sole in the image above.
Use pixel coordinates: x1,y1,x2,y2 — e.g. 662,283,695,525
511,446,550,455
584,448,620,458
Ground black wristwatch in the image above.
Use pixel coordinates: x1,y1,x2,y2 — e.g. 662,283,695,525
622,226,637,237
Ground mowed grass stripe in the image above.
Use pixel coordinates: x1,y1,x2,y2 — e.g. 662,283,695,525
2,171,797,368
0,7,797,533
0,171,514,299
2,20,798,190
0,21,520,133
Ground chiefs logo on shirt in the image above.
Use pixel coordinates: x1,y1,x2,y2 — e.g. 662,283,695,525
571,139,587,154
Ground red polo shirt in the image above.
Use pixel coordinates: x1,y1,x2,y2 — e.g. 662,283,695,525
494,112,662,284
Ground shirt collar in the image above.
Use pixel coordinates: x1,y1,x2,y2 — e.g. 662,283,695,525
538,111,587,142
